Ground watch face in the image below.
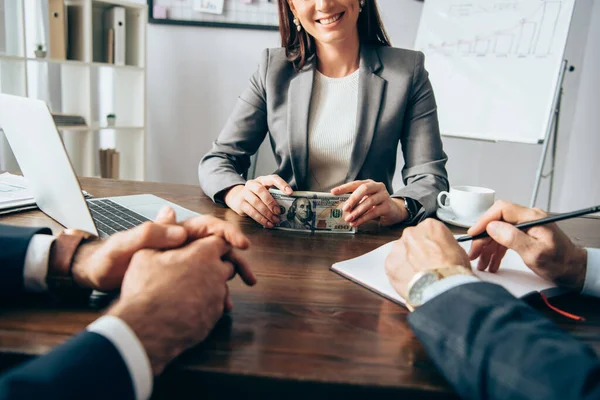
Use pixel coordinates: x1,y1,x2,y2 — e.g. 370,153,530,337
404,197,419,220
408,272,438,306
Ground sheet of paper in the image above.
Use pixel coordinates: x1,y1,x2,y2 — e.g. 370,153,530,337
193,0,224,14
460,240,557,298
331,236,557,305
0,173,35,209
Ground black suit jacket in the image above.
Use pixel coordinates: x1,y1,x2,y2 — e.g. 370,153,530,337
409,282,600,400
0,223,137,400
0,223,50,296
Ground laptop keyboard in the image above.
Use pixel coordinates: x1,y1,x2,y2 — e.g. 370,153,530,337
87,199,150,238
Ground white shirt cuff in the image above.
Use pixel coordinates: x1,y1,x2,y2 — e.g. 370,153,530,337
87,316,153,400
582,248,600,298
23,234,56,292
422,275,481,304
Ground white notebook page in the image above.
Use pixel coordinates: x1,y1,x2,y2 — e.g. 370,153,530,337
330,236,557,305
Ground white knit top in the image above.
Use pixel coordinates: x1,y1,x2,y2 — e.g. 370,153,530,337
307,69,359,192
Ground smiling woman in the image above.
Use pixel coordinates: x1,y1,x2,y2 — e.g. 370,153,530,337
198,0,449,230
279,0,390,71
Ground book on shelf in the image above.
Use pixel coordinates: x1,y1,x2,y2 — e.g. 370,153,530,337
51,113,87,128
106,28,114,64
112,149,120,179
99,148,120,179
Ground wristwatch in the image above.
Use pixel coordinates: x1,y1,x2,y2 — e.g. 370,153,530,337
406,265,475,311
47,229,98,301
402,197,420,223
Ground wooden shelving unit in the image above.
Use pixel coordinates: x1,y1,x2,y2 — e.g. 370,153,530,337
0,0,146,180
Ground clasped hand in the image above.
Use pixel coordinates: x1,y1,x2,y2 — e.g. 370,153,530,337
71,206,257,375
72,206,255,296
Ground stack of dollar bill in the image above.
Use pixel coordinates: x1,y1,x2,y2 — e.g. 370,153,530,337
269,189,356,234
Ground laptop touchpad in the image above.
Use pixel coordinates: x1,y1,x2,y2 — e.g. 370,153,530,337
110,194,200,222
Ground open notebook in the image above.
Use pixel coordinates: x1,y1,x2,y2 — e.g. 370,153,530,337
331,236,565,306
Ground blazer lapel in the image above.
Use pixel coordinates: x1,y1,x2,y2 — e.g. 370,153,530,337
287,59,315,190
346,46,386,182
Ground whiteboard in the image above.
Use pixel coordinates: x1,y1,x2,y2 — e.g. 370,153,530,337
414,0,575,144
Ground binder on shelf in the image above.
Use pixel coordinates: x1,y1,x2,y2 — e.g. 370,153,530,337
66,4,85,61
104,6,126,65
48,0,67,59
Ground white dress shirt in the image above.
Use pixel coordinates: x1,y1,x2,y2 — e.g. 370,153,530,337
422,248,600,303
24,235,152,400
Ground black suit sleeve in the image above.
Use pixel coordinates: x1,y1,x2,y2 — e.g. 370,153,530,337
408,282,600,400
0,223,52,296
0,330,135,400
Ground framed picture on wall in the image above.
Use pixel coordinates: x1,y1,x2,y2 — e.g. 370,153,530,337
148,0,279,31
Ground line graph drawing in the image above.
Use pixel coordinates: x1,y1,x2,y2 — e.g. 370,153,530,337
413,0,575,145
423,0,565,58
533,1,561,55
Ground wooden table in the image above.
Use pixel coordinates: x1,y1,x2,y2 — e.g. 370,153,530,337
1,178,599,399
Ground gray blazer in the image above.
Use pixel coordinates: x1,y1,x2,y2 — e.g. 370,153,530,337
199,45,449,219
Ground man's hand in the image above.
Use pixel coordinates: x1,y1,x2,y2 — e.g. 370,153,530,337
70,207,256,293
385,219,471,299
468,200,588,291
181,214,256,310
71,207,187,291
107,235,255,375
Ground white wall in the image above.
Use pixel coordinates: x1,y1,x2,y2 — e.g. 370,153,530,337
557,0,600,211
147,0,599,212
146,24,278,185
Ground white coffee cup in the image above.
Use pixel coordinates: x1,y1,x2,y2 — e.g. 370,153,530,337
437,186,495,221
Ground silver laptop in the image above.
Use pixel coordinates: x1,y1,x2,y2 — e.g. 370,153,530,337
0,93,199,237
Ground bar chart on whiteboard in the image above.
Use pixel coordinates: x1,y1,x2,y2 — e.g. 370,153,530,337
414,0,575,143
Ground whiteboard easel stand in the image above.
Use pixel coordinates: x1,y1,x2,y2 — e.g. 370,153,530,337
530,60,569,210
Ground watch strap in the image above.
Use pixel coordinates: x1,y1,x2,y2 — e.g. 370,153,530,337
48,234,86,278
402,197,421,223
47,230,97,302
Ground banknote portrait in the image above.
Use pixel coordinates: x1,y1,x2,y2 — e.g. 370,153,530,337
280,197,313,230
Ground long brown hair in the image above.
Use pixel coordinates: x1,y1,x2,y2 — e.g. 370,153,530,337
278,0,391,71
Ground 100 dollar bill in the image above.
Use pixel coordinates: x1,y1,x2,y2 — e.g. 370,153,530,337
269,189,356,234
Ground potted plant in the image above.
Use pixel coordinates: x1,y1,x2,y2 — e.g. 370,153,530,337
34,44,46,58
106,113,116,127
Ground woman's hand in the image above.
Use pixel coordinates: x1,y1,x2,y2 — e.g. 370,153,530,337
224,174,293,228
331,180,408,227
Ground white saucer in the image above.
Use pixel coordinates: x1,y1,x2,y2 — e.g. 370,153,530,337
436,208,479,229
